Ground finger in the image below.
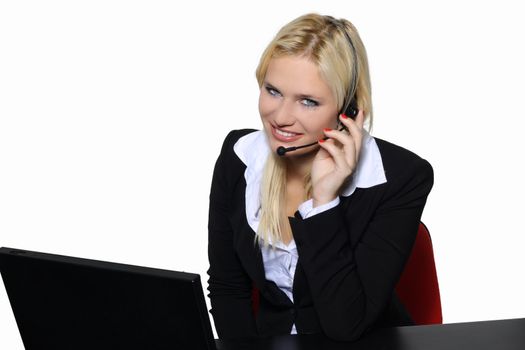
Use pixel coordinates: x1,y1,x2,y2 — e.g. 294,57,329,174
318,138,354,174
340,110,365,130
338,115,364,161
314,140,331,160
345,118,364,157
354,109,365,128
324,126,359,157
323,128,360,172
323,127,355,152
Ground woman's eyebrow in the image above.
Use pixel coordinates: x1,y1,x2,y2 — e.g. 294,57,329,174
297,93,321,101
263,81,279,91
263,81,323,101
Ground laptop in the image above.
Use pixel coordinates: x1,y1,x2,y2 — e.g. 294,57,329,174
0,247,216,350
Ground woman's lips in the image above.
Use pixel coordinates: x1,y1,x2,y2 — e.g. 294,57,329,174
271,125,303,142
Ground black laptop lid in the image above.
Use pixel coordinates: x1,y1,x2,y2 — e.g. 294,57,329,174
0,247,216,350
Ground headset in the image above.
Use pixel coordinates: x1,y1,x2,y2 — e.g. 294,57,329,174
276,17,359,156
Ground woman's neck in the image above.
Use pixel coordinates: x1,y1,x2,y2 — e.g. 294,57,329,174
285,152,314,181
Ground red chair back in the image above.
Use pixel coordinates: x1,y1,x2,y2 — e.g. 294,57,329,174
395,222,442,325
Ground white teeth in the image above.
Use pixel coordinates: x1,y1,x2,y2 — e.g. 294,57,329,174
275,128,297,137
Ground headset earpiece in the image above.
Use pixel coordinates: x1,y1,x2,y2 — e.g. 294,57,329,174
343,97,359,119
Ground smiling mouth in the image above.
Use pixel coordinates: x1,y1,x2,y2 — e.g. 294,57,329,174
271,125,303,142
275,128,298,137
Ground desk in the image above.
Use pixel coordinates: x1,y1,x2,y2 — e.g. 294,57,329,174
215,318,525,350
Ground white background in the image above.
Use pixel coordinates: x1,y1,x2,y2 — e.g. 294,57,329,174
1,0,524,347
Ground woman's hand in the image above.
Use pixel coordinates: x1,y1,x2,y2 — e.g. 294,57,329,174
310,111,365,207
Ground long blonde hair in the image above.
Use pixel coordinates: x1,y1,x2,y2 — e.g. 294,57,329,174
256,13,373,245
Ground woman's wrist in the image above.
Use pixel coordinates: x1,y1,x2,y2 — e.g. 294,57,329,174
312,195,338,208
299,197,340,219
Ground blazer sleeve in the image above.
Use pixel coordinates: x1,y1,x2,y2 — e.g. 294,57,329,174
290,156,433,341
207,130,258,339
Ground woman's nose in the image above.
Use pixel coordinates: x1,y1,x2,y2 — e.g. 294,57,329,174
273,100,295,126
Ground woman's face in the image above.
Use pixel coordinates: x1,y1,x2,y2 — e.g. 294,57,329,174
259,55,340,158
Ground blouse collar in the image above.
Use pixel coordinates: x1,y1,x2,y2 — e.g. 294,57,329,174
233,130,387,236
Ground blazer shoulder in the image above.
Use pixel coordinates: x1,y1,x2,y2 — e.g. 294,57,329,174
374,137,433,185
218,129,258,157
211,129,257,189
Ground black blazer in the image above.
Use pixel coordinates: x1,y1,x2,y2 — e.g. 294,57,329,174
207,129,433,341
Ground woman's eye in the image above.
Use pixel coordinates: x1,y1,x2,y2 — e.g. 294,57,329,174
301,98,318,108
265,87,281,97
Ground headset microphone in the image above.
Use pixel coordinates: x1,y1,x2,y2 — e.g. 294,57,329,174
277,141,319,156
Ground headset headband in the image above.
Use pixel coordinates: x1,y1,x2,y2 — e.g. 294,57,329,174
326,16,359,115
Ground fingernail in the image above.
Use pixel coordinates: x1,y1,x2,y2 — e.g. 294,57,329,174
323,128,332,132
341,114,348,119
319,139,325,143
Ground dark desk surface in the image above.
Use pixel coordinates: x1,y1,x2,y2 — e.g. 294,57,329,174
215,318,525,350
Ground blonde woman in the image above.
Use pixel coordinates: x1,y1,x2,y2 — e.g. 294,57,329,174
207,13,433,341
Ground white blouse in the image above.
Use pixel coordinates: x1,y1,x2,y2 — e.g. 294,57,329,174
233,129,387,334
